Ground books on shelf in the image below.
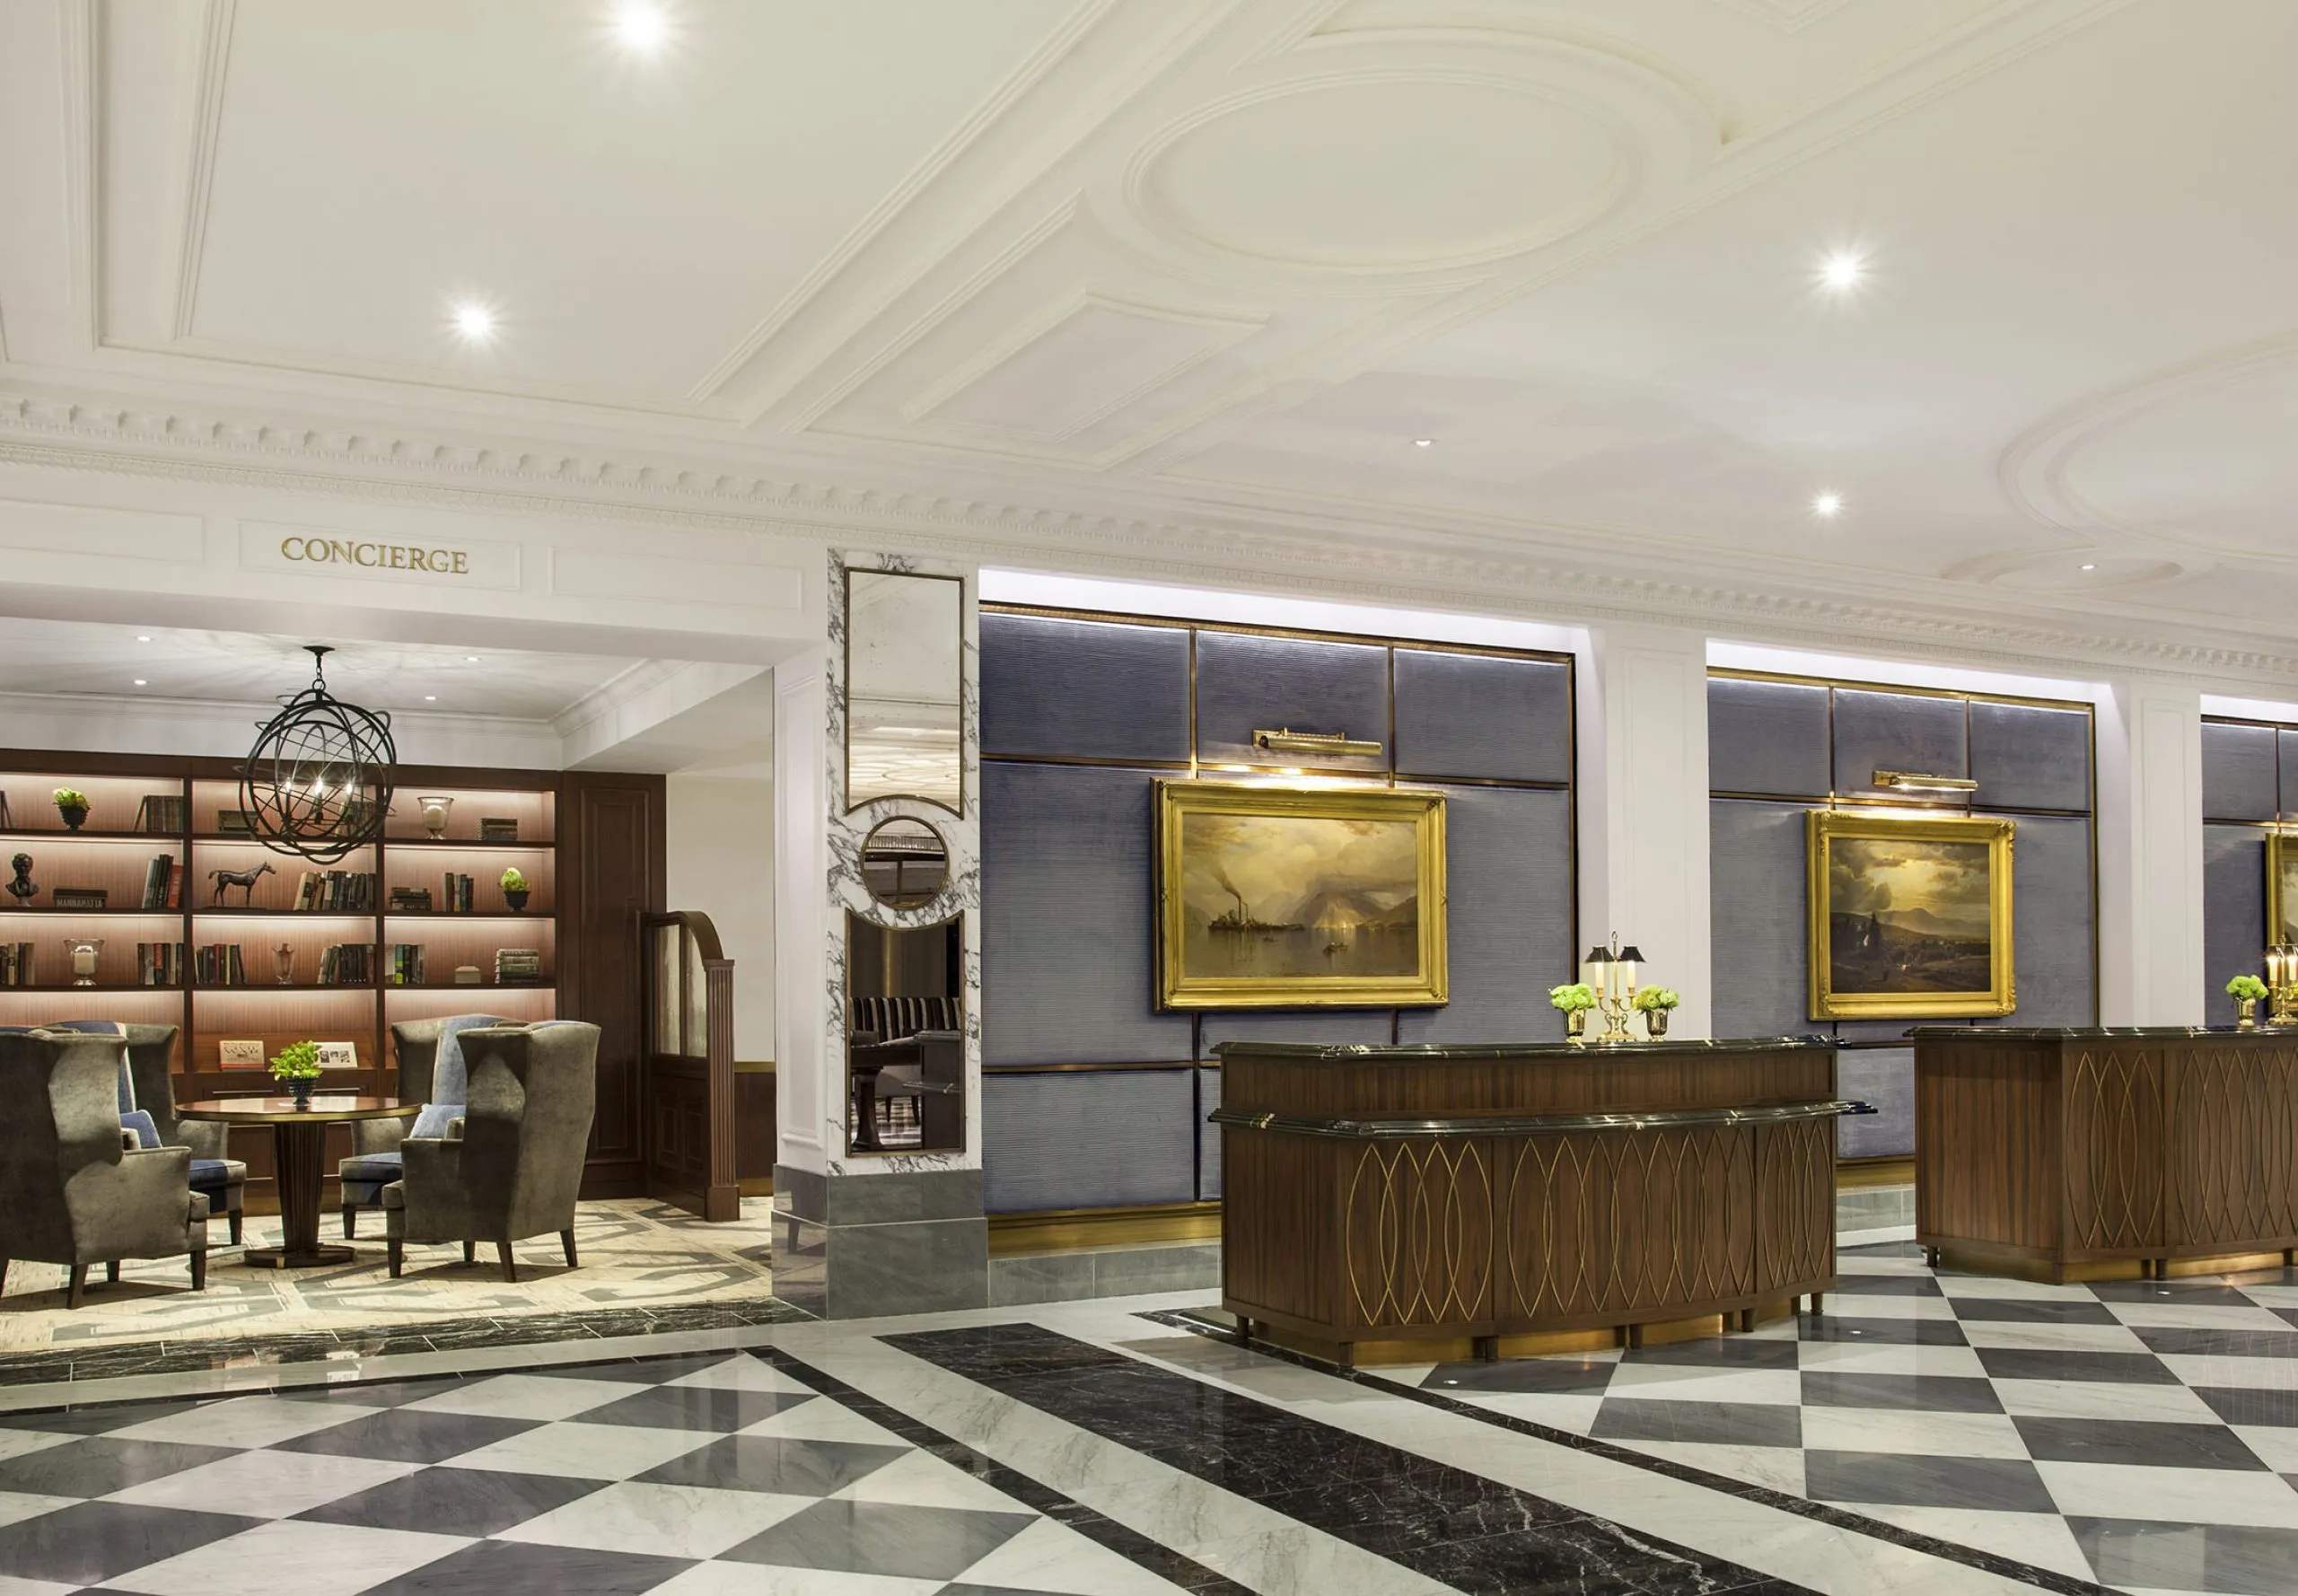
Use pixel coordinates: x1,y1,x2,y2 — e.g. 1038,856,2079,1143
136,941,185,986
494,947,545,986
318,943,375,985
443,873,475,913
195,943,246,986
388,943,426,985
388,886,433,913
141,853,174,910
135,794,186,835
0,943,34,986
479,818,520,842
293,870,376,912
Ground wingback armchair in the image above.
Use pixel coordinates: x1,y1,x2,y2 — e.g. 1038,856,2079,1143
341,1014,508,1237
384,1022,600,1283
118,1023,245,1245
0,1029,208,1306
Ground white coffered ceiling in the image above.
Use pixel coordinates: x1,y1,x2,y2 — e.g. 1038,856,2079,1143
2,0,2295,681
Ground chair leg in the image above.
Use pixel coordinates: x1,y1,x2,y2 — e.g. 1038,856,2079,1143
387,1239,403,1278
462,1240,476,1266
0,1259,9,1296
66,1264,85,1309
497,1242,518,1285
560,1230,578,1268
189,1247,206,1291
228,1212,243,1246
342,1205,357,1241
105,1260,120,1285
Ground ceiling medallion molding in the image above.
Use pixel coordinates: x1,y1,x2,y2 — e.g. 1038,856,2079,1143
4,396,2297,688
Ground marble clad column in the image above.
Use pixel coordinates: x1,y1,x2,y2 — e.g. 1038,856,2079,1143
1575,623,1713,1038
2096,676,2205,1024
772,551,987,1319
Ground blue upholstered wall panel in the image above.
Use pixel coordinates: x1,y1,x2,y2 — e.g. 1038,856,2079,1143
1708,679,1830,798
2203,721,2278,821
1834,689,1967,798
1839,1048,1914,1159
2280,731,2298,818
982,1069,1197,1212
2000,812,2095,1027
1194,631,1388,769
1200,1010,1393,1051
980,612,1191,764
1970,703,2091,812
2204,824,2267,1022
1197,1066,1222,1200
1393,650,1571,785
1708,800,1812,1038
980,761,1193,1065
1397,785,1572,1045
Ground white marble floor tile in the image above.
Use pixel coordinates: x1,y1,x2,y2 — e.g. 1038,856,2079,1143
1854,1504,2096,1580
2156,1353,2298,1390
829,1447,1031,1513
499,1478,815,1558
0,1491,75,1530
1793,1342,1988,1378
104,1446,417,1517
0,1574,75,1596
450,1419,706,1480
106,1392,383,1449
1602,1365,1803,1406
738,1394,911,1447
2034,1461,2298,1526
1453,1390,1605,1435
1957,1321,2151,1353
952,1515,1193,1595
0,1434,71,1466
1934,1275,2082,1300
666,1355,813,1396
2241,1283,2298,1308
1811,1293,1961,1320
647,1565,940,1596
1987,1379,2219,1423
401,1372,639,1421
101,1520,468,1596
1614,1438,1807,1495
2103,1301,2293,1331
2232,1424,2298,1472
1800,1406,2031,1460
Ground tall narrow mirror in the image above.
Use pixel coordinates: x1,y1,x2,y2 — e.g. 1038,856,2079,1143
846,910,964,1156
846,570,962,813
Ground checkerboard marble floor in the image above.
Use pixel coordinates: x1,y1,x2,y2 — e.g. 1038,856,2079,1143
1381,1241,2298,1595
0,1348,1184,1596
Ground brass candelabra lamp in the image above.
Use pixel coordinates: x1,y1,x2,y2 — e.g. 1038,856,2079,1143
1580,934,1646,1044
2267,945,2298,1025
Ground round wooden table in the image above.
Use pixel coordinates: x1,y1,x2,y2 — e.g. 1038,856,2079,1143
178,1096,421,1268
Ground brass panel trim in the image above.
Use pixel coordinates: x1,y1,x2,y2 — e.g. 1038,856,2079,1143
1212,1101,1861,1138
1708,666,2097,716
987,1199,1222,1255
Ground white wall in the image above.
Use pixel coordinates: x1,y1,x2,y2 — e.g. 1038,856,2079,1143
666,772,776,1060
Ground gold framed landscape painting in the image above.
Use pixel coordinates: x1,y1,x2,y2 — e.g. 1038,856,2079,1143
1155,782,1447,1010
1806,811,2015,1020
2267,832,2298,943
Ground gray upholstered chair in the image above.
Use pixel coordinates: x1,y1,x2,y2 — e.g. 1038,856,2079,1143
0,1029,208,1306
384,1022,600,1283
341,1014,508,1237
118,1023,245,1245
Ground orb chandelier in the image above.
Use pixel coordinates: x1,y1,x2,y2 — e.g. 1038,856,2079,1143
240,645,397,864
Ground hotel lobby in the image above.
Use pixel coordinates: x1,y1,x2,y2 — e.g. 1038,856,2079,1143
1,2,2295,1592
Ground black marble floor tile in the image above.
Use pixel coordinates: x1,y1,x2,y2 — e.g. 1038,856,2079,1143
2189,1386,2298,1427
0,1434,239,1495
2070,1516,2298,1596
1795,1316,1967,1346
278,1373,469,1407
892,1323,1793,1596
275,1406,539,1463
2014,1416,2268,1470
1975,1346,2178,1384
1591,1400,1803,1449
0,1500,259,1584
636,1434,908,1495
1422,1355,1617,1395
1949,1298,2122,1326
1622,1337,1802,1371
1798,1372,2003,1413
0,1399,201,1434
2277,1307,2298,1332
721,1499,1035,1580
1840,1241,1925,1258
1803,1451,2057,1513
355,1536,693,1595
2089,1279,2259,1306
542,1352,750,1384
1828,1274,1945,1298
296,1462,606,1535
2136,1326,2298,1359
575,1383,806,1432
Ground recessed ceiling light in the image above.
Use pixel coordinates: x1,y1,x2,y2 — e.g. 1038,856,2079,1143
1811,491,1844,519
424,695,438,702
1413,438,1434,448
451,301,497,341
133,679,147,687
2079,563,2097,572
1818,250,1865,292
464,655,480,663
136,635,152,643
610,0,671,55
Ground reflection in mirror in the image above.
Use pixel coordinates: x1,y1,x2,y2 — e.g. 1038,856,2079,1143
846,908,964,1156
846,570,962,812
860,817,949,909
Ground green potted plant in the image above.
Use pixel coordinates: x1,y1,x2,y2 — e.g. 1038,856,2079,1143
52,787,90,831
500,866,531,913
2227,973,2268,1030
1634,986,1682,1039
1549,981,1597,1043
269,1039,322,1109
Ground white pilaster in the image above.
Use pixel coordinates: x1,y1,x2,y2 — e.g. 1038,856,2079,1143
1576,624,1713,1038
772,645,830,1176
2095,677,2205,1024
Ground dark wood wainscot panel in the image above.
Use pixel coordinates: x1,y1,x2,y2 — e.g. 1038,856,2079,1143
1915,1027,2298,1278
558,773,666,1199
1216,1039,1846,1365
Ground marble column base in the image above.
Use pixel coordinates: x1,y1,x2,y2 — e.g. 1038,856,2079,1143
774,1165,987,1320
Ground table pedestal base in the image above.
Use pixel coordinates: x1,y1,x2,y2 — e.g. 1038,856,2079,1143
250,1117,352,1270
243,1243,356,1270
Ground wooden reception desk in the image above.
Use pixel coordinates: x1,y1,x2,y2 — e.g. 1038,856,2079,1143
1213,1038,1847,1367
1914,1027,2298,1280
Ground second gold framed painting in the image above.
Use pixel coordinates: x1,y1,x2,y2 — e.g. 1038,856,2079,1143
1806,811,2015,1020
1155,782,1447,1010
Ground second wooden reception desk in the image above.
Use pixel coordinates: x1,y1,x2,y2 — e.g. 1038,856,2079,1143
1212,1037,1847,1366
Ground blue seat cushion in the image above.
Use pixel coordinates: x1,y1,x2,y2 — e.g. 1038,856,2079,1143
121,1109,161,1149
341,1153,402,1184
411,1101,462,1139
189,1160,241,1200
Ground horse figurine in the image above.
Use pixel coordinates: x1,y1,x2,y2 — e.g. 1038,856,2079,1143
208,862,276,907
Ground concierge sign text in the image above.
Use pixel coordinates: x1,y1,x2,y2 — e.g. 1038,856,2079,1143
243,522,520,590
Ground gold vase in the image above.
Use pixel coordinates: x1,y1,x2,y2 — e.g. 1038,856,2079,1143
1566,1009,1587,1045
2239,996,2259,1030
1644,1008,1671,1039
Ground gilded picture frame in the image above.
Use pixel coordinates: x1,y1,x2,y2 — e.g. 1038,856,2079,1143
2266,831,2298,945
1806,811,2015,1020
1155,782,1447,1010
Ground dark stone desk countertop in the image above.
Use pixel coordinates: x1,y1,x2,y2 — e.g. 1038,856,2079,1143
1214,1035,1837,1062
1911,1025,2290,1040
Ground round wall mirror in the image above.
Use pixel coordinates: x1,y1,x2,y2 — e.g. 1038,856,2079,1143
860,817,949,909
